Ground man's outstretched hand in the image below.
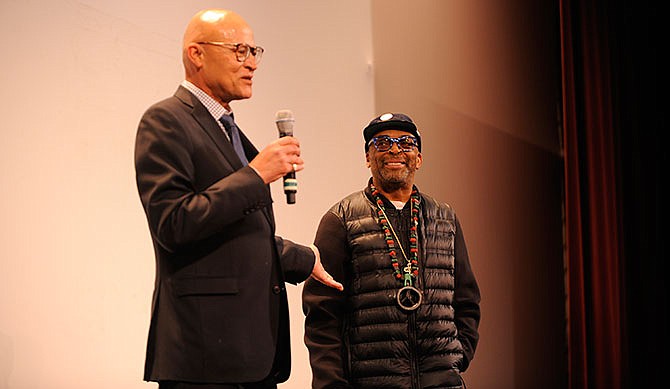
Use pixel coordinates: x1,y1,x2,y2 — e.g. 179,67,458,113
309,244,344,291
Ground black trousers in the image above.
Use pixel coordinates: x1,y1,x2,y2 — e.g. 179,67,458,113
158,381,277,389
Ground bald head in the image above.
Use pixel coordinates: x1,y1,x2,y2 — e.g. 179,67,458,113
181,9,258,107
183,10,249,48
182,9,250,70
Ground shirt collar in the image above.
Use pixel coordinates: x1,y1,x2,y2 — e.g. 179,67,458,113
181,80,231,120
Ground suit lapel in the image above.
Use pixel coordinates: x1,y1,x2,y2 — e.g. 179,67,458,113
174,86,243,170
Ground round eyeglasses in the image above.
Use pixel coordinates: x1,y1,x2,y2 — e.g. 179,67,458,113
197,42,264,64
368,135,418,152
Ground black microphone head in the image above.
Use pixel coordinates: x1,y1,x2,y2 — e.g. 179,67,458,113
275,109,294,137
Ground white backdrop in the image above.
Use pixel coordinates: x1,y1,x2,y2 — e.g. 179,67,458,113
0,1,374,388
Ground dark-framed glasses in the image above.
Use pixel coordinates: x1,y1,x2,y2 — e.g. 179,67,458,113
368,135,418,152
197,42,264,63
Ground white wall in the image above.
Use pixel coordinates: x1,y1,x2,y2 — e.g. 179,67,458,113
0,1,374,388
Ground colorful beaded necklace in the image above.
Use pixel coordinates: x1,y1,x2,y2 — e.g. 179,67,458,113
370,183,421,287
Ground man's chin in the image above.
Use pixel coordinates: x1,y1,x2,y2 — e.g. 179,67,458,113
378,178,408,192
380,171,409,183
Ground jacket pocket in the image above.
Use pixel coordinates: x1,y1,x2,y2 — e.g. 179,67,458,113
422,368,464,389
173,276,239,297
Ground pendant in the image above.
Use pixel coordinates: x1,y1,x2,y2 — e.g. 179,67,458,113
396,285,422,311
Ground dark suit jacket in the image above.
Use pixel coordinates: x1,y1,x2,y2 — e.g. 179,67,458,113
134,86,315,384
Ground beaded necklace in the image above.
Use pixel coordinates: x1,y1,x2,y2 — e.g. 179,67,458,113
370,184,421,287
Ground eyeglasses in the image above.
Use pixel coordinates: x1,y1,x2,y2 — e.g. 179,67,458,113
197,42,264,63
368,135,418,152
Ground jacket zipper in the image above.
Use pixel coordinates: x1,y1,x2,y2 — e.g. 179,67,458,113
408,312,420,389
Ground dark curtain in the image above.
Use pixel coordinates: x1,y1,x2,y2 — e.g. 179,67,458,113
560,1,663,388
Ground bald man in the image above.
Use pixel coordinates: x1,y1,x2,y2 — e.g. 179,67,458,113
134,9,342,389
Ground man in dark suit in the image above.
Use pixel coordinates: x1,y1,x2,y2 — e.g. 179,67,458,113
134,9,343,389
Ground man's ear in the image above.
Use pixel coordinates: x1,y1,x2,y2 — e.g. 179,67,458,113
415,152,423,170
186,44,205,68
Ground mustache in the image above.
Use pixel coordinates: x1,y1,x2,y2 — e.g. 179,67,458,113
381,156,409,164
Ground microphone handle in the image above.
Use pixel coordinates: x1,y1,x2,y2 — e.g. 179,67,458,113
276,115,296,204
284,171,297,204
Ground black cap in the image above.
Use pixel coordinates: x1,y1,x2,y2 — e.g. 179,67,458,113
363,112,421,151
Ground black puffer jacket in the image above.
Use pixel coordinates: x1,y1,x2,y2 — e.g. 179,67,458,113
303,187,481,389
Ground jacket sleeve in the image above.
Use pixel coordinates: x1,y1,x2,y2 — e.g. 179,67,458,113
275,236,316,285
452,216,481,371
302,211,353,389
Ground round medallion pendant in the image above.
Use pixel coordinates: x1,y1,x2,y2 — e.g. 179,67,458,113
396,285,423,311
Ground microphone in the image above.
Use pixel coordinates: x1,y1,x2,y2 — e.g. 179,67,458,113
275,109,297,204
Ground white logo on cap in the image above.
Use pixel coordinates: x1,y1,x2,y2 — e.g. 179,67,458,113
379,113,393,121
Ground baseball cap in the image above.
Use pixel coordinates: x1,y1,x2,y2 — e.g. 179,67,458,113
363,112,421,151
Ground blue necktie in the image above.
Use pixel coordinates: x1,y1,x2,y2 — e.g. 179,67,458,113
219,114,249,166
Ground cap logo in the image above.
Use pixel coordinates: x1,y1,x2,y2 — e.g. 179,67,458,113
379,113,393,121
